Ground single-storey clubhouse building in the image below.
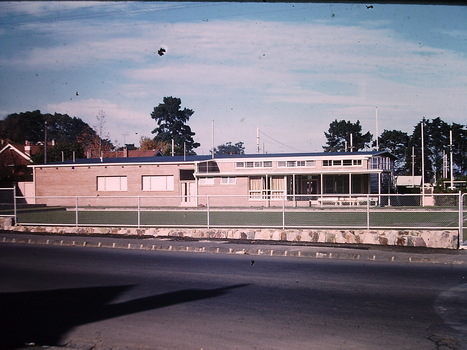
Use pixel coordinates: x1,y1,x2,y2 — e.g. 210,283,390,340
28,151,396,208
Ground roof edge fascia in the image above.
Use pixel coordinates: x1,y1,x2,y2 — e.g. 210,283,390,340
28,160,197,168
0,143,32,162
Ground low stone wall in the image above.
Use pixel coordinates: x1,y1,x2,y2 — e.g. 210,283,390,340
1,218,459,249
0,217,14,230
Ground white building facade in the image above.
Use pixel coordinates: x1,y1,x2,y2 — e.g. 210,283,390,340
29,151,395,207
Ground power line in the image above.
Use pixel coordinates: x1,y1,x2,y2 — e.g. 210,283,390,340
258,129,307,153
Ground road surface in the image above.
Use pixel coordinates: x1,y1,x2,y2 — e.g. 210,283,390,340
1,242,466,350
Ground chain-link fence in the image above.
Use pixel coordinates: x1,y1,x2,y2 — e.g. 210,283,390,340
13,193,464,233
462,193,467,247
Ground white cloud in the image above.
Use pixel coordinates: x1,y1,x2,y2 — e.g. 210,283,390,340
2,5,466,153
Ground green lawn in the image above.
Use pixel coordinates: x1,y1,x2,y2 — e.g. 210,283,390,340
15,206,462,230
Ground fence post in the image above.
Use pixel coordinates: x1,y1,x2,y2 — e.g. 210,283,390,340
206,195,210,229
13,187,17,225
282,195,286,230
367,194,370,229
137,196,141,228
75,197,79,227
459,192,464,248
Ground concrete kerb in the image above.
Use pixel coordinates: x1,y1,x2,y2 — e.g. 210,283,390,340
2,233,467,265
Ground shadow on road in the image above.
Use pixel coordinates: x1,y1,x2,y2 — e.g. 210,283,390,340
0,283,249,349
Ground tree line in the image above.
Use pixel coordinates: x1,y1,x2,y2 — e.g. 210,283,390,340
1,97,465,183
323,118,467,179
0,110,114,163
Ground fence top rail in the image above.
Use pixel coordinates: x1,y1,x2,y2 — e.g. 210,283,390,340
16,193,462,199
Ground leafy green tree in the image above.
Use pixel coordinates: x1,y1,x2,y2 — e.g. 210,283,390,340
46,113,94,144
0,110,45,143
150,97,200,155
377,130,409,175
214,141,245,155
406,117,467,181
323,119,372,152
451,122,467,176
75,125,113,159
31,142,85,164
0,110,117,163
139,136,170,153
0,110,93,145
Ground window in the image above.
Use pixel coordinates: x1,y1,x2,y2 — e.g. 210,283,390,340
236,161,272,168
180,169,195,180
198,161,220,173
287,161,296,167
270,176,285,198
278,161,286,167
142,175,174,191
249,177,264,199
199,178,214,185
249,176,285,199
370,156,393,170
97,176,127,191
221,177,236,185
306,160,316,167
323,159,344,167
342,159,362,166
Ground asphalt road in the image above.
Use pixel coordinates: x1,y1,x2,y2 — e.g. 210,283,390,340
1,241,467,350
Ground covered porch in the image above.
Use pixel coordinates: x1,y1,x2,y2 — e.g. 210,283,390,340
263,171,392,207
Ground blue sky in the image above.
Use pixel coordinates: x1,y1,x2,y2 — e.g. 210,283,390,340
0,2,466,154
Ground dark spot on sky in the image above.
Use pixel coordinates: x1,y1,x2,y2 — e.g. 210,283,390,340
158,48,166,56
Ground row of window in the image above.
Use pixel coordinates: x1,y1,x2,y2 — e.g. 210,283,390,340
97,176,174,192
323,159,362,167
235,159,363,169
199,177,236,185
236,161,273,168
97,175,237,191
278,160,316,168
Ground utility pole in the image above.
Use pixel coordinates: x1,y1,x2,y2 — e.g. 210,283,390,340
449,127,454,190
411,146,415,186
256,127,260,154
375,107,379,150
421,118,425,206
44,120,47,164
212,119,215,159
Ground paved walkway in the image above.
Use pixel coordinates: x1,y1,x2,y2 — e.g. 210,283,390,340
2,230,467,265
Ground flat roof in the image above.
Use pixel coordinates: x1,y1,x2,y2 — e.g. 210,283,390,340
396,176,422,187
31,150,396,167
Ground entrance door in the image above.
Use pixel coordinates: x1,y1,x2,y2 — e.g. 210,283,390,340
181,181,196,206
